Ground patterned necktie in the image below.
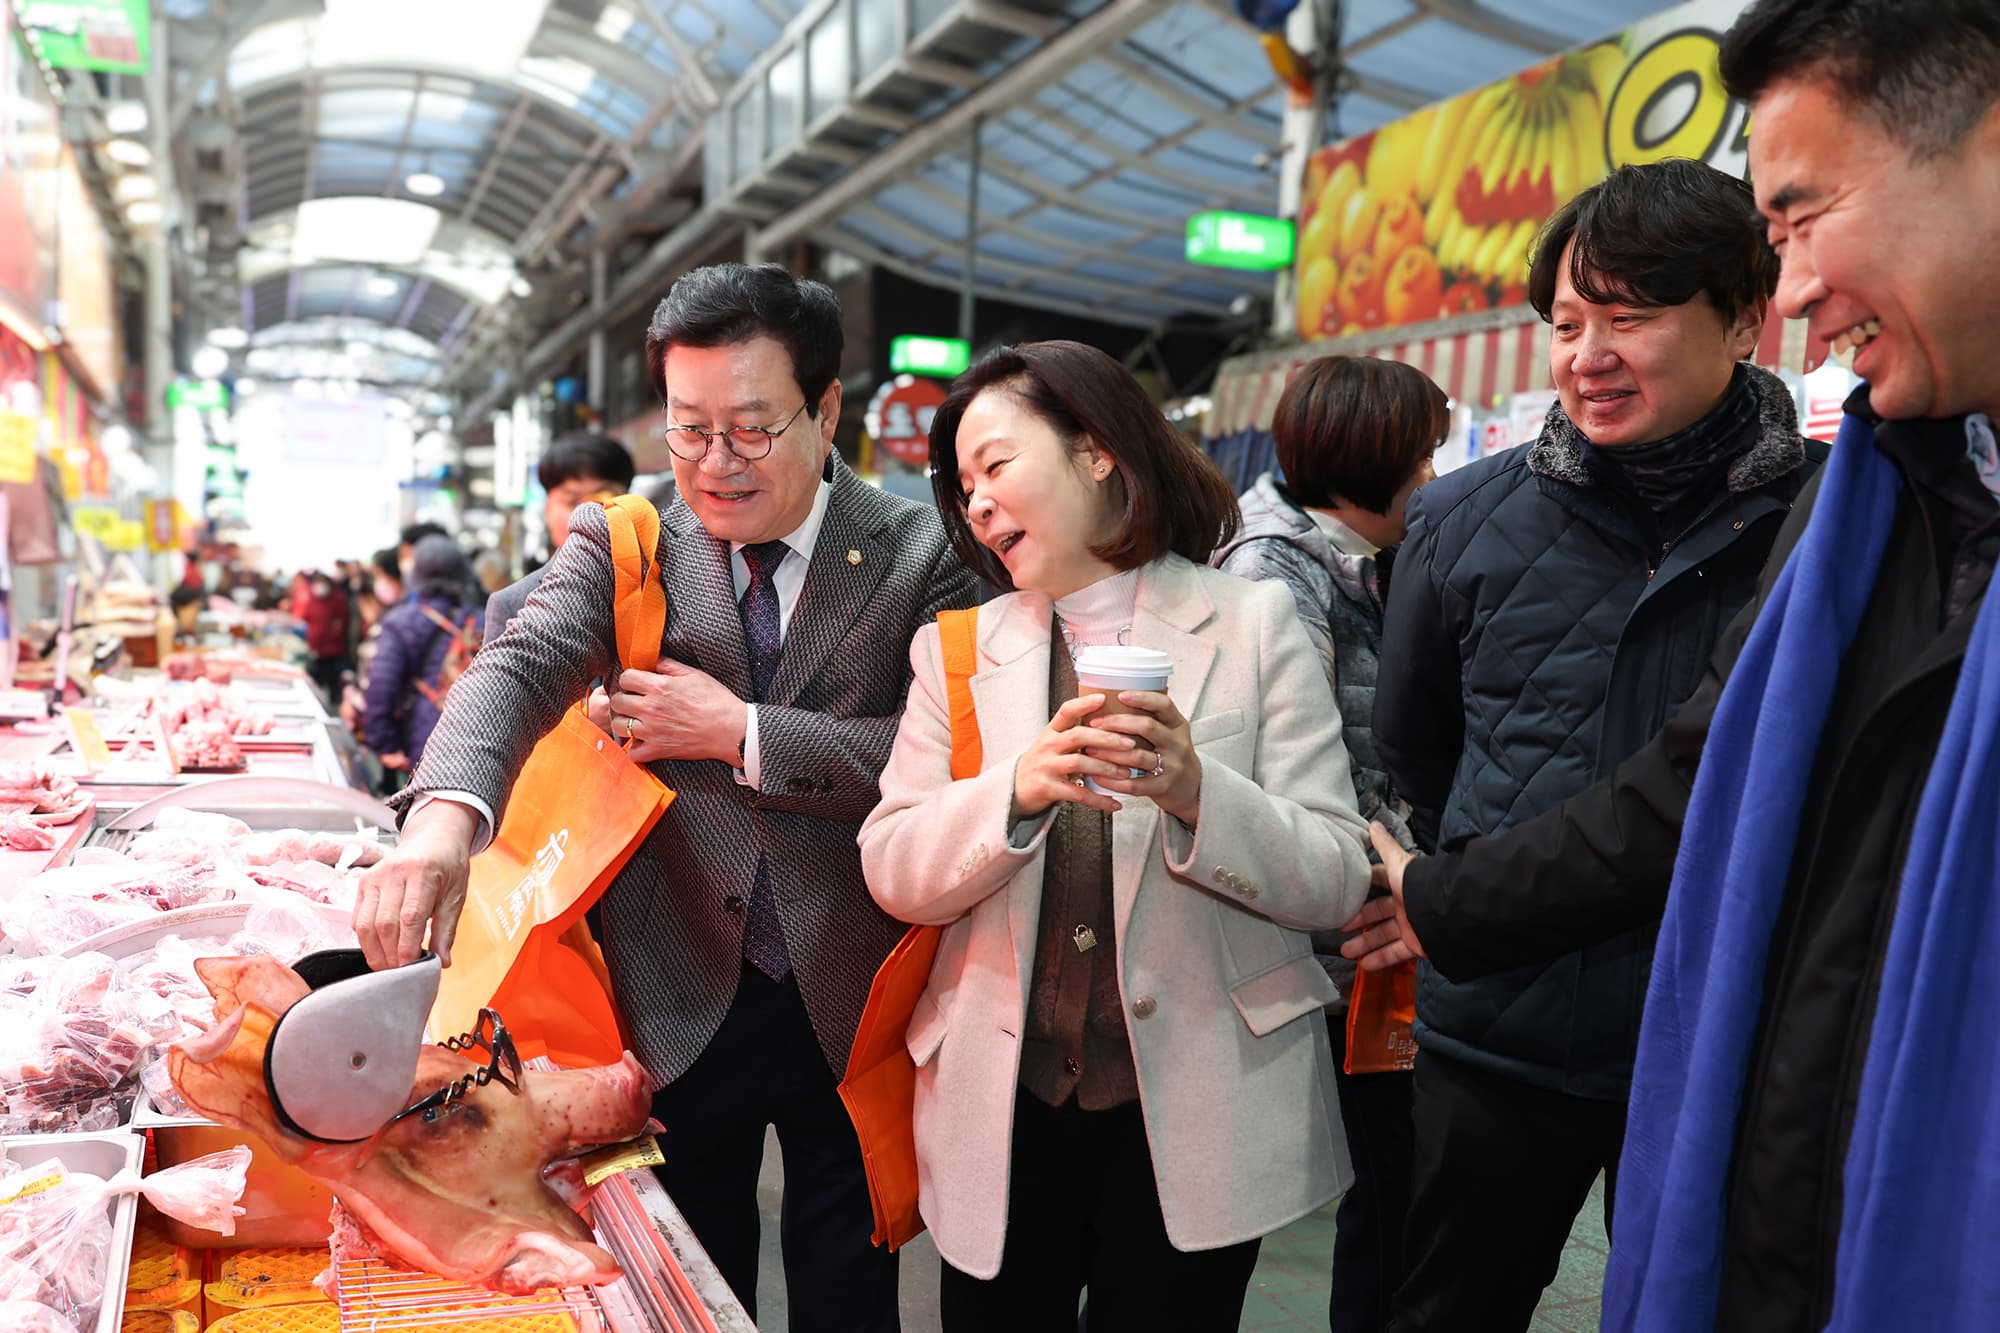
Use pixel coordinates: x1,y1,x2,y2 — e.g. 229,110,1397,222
737,539,792,980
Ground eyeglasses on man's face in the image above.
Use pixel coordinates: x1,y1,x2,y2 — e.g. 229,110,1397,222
663,401,811,462
383,1007,523,1130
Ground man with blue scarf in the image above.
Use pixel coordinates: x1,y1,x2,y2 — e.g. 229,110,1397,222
1344,2,2000,1328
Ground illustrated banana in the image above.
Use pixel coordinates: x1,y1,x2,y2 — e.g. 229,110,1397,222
1502,218,1540,286
1471,223,1513,285
1428,82,1507,242
1444,219,1485,276
1416,91,1477,204
1548,103,1578,204
1468,95,1521,197
1567,88,1606,181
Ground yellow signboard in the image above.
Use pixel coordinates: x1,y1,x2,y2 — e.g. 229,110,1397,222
1293,0,1750,340
106,518,144,552
0,411,39,485
71,505,118,541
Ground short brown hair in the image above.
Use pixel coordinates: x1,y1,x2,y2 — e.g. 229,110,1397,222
1272,357,1448,513
928,340,1240,591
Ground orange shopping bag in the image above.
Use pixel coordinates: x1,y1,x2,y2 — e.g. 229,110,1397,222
430,496,674,1068
838,607,980,1251
1344,957,1419,1074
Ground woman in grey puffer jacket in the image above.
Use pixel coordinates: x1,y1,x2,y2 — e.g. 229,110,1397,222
1212,354,1439,1333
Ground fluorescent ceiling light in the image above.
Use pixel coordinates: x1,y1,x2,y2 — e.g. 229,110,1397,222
509,276,533,298
595,3,633,42
318,0,548,78
104,101,147,135
113,173,157,203
125,200,163,226
366,276,400,298
404,171,446,197
103,138,150,167
235,379,259,395
208,327,250,349
293,197,441,267
346,341,374,358
191,347,231,379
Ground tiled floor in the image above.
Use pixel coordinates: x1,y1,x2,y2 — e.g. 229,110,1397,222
747,1127,1609,1331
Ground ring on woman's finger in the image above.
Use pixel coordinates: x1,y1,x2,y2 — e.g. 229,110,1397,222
1151,759,1165,778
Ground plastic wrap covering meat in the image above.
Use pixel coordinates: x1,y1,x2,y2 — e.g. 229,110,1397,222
0,859,225,954
0,816,58,851
0,1148,249,1330
0,953,183,1134
0,1299,81,1332
239,829,385,871
0,762,82,814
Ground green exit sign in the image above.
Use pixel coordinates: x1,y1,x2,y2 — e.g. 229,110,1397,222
167,379,228,412
889,335,971,378
1185,210,1295,271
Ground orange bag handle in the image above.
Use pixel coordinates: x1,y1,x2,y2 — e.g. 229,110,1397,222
936,608,981,780
604,494,667,673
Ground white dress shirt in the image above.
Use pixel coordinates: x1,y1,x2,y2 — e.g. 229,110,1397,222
419,479,832,851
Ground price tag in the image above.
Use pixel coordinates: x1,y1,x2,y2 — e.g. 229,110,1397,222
579,1133,666,1187
60,707,113,772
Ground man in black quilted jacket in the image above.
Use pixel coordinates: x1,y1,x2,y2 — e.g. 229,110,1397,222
1372,161,1823,1331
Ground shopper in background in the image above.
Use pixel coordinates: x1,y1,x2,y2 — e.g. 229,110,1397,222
361,534,478,779
1212,353,1434,1333
1372,160,1821,1331
340,547,406,747
357,262,980,1333
1345,2,2000,1327
396,522,447,584
296,567,351,709
484,431,637,642
859,340,1373,1332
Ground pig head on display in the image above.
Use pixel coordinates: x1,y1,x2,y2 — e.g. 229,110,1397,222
166,954,653,1295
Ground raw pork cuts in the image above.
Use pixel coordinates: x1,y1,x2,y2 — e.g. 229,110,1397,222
169,955,652,1294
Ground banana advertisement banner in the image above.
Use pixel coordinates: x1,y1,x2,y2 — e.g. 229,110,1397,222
1294,0,1753,341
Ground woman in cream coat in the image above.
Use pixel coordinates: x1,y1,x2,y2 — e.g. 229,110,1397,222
859,340,1374,1330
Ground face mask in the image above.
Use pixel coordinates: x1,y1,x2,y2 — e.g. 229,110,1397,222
313,579,333,597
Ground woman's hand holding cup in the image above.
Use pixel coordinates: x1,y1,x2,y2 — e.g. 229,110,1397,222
1086,691,1202,825
1012,694,1137,818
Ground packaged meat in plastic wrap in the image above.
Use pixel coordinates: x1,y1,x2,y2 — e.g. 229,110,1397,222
0,953,182,1134
0,1147,248,1331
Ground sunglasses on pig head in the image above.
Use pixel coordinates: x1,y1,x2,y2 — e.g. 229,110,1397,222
384,1008,524,1129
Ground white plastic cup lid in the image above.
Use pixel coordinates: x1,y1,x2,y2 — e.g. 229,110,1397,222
1074,645,1172,687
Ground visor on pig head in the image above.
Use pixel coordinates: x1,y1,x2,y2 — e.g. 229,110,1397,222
263,948,443,1143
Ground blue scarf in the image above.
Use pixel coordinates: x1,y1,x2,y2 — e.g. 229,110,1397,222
1606,412,2000,1329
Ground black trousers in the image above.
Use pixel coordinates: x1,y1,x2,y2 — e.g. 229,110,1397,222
1390,1048,1624,1332
649,962,898,1333
307,654,347,711
939,1093,1261,1333
1328,1010,1416,1333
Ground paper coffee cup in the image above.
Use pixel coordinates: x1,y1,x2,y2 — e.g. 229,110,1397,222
1074,645,1172,792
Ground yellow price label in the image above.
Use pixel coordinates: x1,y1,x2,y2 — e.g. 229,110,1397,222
61,707,113,772
0,1171,64,1207
579,1134,666,1187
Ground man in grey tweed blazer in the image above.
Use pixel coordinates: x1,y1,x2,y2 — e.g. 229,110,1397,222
356,264,979,1331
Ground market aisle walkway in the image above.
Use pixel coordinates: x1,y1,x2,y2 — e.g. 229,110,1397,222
747,1128,1610,1330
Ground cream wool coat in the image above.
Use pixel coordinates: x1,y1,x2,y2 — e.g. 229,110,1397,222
858,554,1374,1280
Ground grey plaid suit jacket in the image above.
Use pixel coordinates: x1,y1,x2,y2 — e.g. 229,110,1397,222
408,454,981,1085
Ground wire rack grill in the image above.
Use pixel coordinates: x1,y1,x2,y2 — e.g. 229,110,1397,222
329,1255,608,1331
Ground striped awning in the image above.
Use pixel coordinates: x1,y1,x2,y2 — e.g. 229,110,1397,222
1208,306,1832,440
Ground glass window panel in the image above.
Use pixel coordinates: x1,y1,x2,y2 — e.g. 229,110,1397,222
807,8,849,123
855,0,898,84
733,93,763,182
767,47,803,154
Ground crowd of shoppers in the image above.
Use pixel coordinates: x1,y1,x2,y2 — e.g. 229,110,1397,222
337,0,2000,1328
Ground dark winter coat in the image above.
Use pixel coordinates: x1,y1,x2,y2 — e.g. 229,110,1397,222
1377,366,1822,1099
362,592,471,764
1398,392,2000,1329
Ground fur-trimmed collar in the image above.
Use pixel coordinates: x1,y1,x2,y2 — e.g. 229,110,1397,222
1527,363,1806,493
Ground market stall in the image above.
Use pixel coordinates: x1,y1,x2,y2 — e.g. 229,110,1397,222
0,685,757,1331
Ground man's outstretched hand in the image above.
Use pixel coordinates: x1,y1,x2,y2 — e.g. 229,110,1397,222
1340,821,1427,971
